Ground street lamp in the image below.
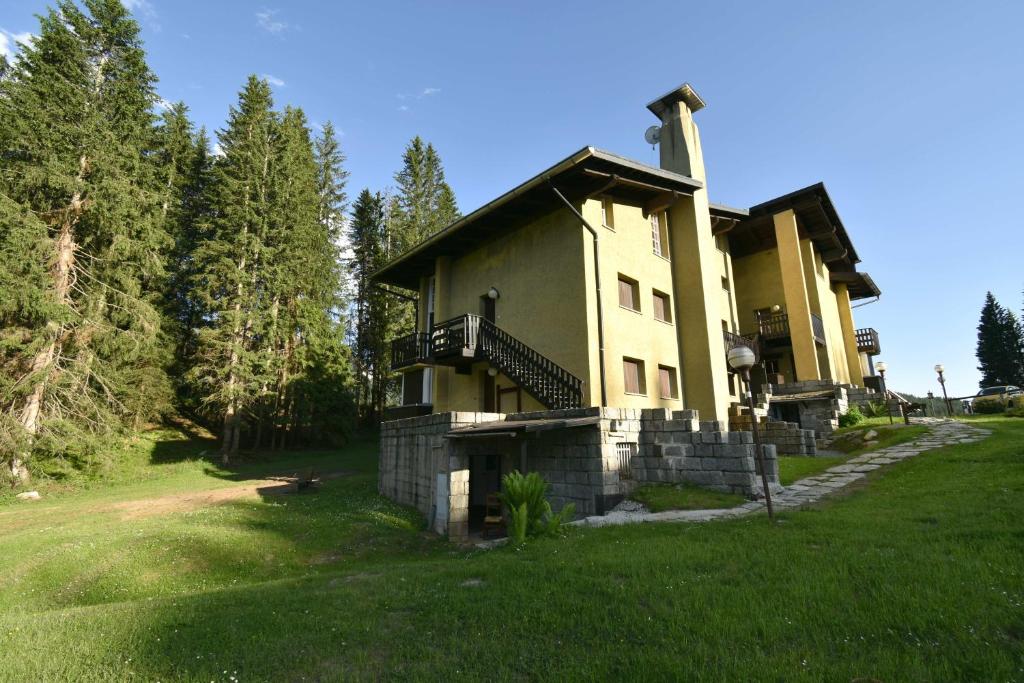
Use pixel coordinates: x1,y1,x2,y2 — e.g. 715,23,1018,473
934,364,953,417
727,345,774,520
876,361,893,424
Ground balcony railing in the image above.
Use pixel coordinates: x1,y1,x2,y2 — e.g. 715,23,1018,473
391,332,431,370
855,327,881,355
387,314,584,410
757,313,790,341
756,312,825,345
723,329,759,363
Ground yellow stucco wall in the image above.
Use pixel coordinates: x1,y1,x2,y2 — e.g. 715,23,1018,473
579,198,684,411
427,208,592,412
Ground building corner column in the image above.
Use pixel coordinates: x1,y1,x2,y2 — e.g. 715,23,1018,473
773,210,821,381
836,283,863,387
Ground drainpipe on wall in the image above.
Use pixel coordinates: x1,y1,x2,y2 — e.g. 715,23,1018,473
548,182,608,407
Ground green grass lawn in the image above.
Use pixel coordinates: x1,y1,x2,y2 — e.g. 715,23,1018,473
1,417,1022,680
629,482,745,511
777,423,931,485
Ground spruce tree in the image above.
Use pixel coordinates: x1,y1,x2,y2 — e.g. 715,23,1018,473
0,0,170,482
393,136,460,249
976,292,1024,388
190,76,278,462
347,190,390,421
153,103,212,390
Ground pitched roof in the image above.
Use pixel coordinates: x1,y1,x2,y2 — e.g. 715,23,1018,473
371,147,703,289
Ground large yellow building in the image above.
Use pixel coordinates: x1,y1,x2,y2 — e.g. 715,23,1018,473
375,83,882,426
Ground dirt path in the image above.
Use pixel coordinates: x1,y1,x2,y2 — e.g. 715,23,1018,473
108,472,348,520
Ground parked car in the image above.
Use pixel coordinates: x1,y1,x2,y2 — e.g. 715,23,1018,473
973,385,1023,410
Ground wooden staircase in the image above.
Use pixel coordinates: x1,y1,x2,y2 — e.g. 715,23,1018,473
426,314,584,410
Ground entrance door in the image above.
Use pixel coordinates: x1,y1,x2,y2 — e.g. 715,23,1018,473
469,454,502,531
481,294,495,323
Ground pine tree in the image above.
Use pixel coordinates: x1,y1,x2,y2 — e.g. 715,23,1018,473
190,76,278,462
153,103,212,391
347,190,391,422
976,292,1024,388
393,136,460,250
0,0,170,482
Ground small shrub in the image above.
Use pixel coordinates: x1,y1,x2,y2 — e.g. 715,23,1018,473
973,401,1005,414
499,470,575,542
838,405,865,428
1006,404,1024,418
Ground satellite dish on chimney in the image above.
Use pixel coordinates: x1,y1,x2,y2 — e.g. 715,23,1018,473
644,125,661,146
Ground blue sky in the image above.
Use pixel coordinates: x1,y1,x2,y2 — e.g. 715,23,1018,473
3,0,1022,397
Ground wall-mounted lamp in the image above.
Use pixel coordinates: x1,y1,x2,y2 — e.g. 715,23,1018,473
770,304,782,313
487,367,498,377
487,287,500,300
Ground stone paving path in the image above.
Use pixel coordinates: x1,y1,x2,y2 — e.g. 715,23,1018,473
576,418,992,528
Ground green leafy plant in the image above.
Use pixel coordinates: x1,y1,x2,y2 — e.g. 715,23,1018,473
499,470,576,542
862,401,888,418
838,405,865,428
1005,404,1024,418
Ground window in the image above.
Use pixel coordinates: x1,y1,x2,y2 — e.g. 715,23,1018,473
658,365,679,399
618,275,640,311
652,290,672,323
623,358,646,395
651,213,669,258
615,442,637,479
600,197,614,229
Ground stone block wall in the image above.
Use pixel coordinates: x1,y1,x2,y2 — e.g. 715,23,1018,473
380,406,780,542
379,411,502,534
729,413,817,455
633,409,780,496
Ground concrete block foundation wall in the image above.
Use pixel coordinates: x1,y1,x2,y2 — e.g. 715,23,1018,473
381,406,780,542
729,413,817,455
635,409,779,496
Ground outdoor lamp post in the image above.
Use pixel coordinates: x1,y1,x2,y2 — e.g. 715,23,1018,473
876,361,893,424
727,345,774,520
935,364,953,417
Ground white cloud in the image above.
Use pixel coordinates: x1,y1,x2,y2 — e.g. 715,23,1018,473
421,87,441,97
397,105,410,112
256,9,288,34
0,29,34,60
261,73,285,87
155,97,173,111
212,142,225,158
121,0,160,31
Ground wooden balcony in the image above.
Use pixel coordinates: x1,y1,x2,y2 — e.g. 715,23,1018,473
756,312,826,346
856,327,881,355
391,332,431,370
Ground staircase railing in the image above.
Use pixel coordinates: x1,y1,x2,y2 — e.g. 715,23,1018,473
475,316,583,410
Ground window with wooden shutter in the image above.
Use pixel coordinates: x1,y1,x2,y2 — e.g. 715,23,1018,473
623,358,646,395
652,290,671,323
658,365,678,399
618,275,639,311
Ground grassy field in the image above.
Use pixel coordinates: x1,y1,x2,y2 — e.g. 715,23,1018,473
1,416,1022,680
629,481,745,512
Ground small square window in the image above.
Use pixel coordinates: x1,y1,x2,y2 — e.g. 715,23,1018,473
623,358,646,395
653,290,672,323
618,275,640,312
658,365,679,400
